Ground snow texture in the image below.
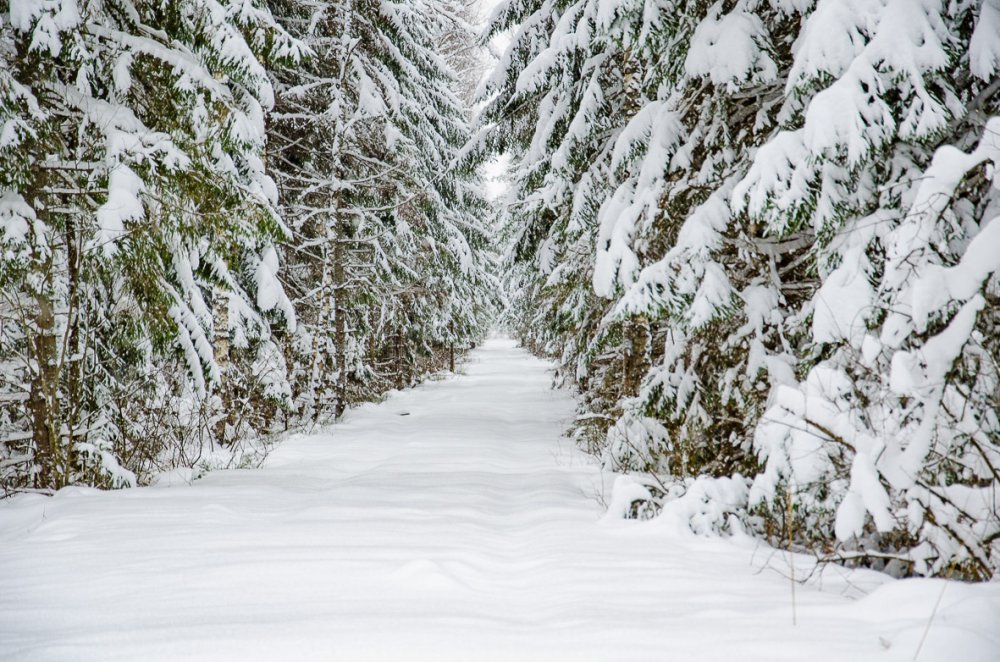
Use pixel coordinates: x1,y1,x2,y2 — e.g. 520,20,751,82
2,340,998,661
684,2,778,91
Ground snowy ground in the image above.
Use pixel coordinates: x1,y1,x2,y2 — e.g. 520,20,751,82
1,339,998,661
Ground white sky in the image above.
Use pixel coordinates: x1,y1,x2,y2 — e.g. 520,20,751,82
473,0,512,202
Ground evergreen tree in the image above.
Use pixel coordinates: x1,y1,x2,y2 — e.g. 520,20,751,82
269,0,495,424
741,0,1000,579
481,0,1000,576
0,0,300,489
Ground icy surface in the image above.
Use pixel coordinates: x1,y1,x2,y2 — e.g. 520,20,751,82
2,339,999,661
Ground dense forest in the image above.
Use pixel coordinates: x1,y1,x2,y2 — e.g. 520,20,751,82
477,0,1000,579
2,0,999,582
0,0,497,489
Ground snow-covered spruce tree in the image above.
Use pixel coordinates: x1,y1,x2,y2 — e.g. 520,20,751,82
386,0,498,381
739,0,1000,579
480,0,805,481
435,0,488,109
594,1,808,489
269,0,495,423
481,0,999,577
478,0,661,459
0,0,299,490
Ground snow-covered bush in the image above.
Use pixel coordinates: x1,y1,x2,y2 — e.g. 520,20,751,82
749,118,1000,579
603,406,671,473
739,1,1000,580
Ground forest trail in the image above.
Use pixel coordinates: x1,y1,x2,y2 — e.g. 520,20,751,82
1,339,997,661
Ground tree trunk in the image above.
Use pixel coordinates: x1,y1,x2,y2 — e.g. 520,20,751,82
213,288,231,442
29,293,60,488
26,171,63,489
64,213,83,457
395,330,403,389
333,231,347,418
310,246,332,421
620,50,648,399
623,315,649,398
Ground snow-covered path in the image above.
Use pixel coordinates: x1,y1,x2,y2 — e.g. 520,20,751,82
1,339,998,661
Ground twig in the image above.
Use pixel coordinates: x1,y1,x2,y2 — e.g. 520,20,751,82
787,487,797,626
913,580,948,661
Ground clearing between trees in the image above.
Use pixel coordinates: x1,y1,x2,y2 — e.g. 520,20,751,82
1,339,997,661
